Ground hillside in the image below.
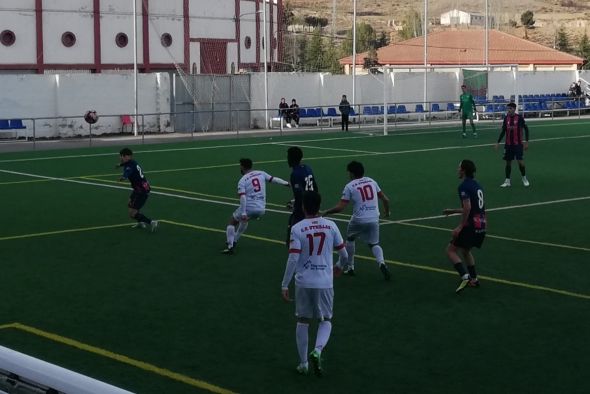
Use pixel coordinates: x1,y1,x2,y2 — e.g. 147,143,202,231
287,0,590,49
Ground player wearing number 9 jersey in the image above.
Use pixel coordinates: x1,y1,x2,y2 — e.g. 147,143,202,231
443,159,486,293
323,161,391,280
223,158,289,254
281,191,348,376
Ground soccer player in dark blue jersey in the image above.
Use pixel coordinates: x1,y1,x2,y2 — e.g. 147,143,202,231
443,159,486,293
118,148,158,232
495,102,530,187
286,147,318,246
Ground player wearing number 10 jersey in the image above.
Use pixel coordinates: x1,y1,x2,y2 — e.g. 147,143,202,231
323,161,391,280
223,158,289,254
281,191,348,376
443,159,486,293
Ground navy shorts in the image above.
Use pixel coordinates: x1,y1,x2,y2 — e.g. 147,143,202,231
451,227,485,250
503,145,524,161
128,191,149,210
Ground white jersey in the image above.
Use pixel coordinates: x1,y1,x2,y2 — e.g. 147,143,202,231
341,176,382,223
288,217,345,289
237,170,274,211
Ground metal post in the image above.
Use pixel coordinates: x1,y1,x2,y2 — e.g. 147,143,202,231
133,0,138,136
263,0,269,129
352,0,357,107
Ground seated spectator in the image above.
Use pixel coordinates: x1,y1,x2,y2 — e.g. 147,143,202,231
575,80,583,97
287,98,300,128
278,98,289,118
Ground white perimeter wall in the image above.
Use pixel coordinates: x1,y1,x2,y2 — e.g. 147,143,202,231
0,0,36,64
0,73,171,137
100,0,144,64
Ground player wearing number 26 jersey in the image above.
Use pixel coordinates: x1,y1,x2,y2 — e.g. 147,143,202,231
223,158,289,254
281,191,348,376
323,161,391,280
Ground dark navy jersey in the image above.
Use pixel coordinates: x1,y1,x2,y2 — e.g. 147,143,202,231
121,160,151,193
290,164,318,217
499,113,529,146
458,177,486,233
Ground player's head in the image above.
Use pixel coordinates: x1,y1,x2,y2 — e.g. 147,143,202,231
292,98,297,104
239,158,253,174
280,97,286,103
287,146,303,167
459,159,476,179
346,160,364,179
302,191,321,217
461,84,467,91
507,102,517,114
342,94,347,99
119,147,133,163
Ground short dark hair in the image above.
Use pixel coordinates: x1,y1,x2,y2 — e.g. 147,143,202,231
507,102,517,108
346,160,364,178
119,148,133,156
461,84,467,88
292,98,297,102
239,158,253,170
303,191,321,215
460,159,476,178
287,147,303,167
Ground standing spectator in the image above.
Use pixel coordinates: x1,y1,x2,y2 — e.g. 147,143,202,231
442,159,486,293
222,158,289,254
287,98,300,128
575,80,583,97
458,84,477,138
495,102,530,188
339,94,351,131
322,161,391,280
281,191,348,376
117,148,158,232
286,147,319,247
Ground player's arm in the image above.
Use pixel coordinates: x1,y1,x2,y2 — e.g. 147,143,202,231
378,191,390,218
238,193,247,220
453,198,471,237
470,96,477,112
118,166,131,182
268,175,289,187
333,227,348,275
495,119,507,150
458,99,462,112
281,235,301,302
322,199,349,216
521,117,530,150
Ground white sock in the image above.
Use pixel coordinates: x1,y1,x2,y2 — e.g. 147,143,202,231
296,323,309,364
345,241,356,269
235,221,248,242
226,225,235,246
371,245,385,266
314,321,332,352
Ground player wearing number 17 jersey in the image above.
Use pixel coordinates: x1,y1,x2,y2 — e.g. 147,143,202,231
443,159,486,293
281,191,348,376
223,158,289,254
323,161,391,280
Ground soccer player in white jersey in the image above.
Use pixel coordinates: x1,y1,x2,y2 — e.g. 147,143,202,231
281,191,348,377
222,158,289,254
323,161,391,280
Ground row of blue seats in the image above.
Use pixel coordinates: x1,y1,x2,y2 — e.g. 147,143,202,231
0,119,26,130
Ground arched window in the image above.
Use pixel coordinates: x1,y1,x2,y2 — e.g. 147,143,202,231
0,30,15,46
161,33,172,47
61,31,76,47
115,33,128,48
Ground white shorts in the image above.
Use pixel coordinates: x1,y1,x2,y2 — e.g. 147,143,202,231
232,207,264,221
295,287,333,320
347,220,380,245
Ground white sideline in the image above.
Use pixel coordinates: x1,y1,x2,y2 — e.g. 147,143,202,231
0,345,134,394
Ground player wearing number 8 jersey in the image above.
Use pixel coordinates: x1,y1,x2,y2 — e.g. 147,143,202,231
281,191,348,376
222,158,289,254
443,159,486,293
322,161,391,280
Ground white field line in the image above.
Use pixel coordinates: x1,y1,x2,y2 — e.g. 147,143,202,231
1,120,589,164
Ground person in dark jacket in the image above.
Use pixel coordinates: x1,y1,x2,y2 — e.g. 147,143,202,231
339,95,351,131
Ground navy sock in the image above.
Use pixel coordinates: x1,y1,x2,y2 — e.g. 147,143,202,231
454,262,467,277
505,165,511,179
134,213,151,224
467,265,477,279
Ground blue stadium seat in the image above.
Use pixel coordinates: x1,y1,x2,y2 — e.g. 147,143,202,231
363,106,373,115
485,104,494,113
349,108,357,116
298,108,308,117
327,107,338,117
431,103,440,112
415,104,424,113
9,119,26,129
0,119,10,130
371,106,380,115
396,105,407,114
387,105,396,114
446,103,455,111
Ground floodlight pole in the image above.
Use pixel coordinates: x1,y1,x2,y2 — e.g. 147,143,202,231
423,0,428,119
352,0,357,107
133,0,138,136
263,1,269,129
485,0,489,66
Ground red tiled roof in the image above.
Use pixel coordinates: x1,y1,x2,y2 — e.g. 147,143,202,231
340,30,584,66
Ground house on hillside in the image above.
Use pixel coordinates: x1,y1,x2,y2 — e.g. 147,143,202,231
440,9,494,27
339,30,584,75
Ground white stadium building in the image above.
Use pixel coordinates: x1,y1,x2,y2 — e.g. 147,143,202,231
0,0,283,75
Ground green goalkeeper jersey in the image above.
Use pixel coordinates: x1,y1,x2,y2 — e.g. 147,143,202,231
459,93,476,113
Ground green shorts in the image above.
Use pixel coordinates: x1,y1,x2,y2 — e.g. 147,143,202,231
461,111,475,120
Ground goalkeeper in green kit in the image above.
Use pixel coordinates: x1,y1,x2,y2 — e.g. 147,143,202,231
458,84,477,138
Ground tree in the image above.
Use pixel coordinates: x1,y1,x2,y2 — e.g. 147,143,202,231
556,26,570,53
305,30,325,72
282,1,295,27
399,9,423,40
376,31,389,48
578,32,590,69
324,39,343,74
363,47,379,70
341,22,377,55
520,10,535,29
